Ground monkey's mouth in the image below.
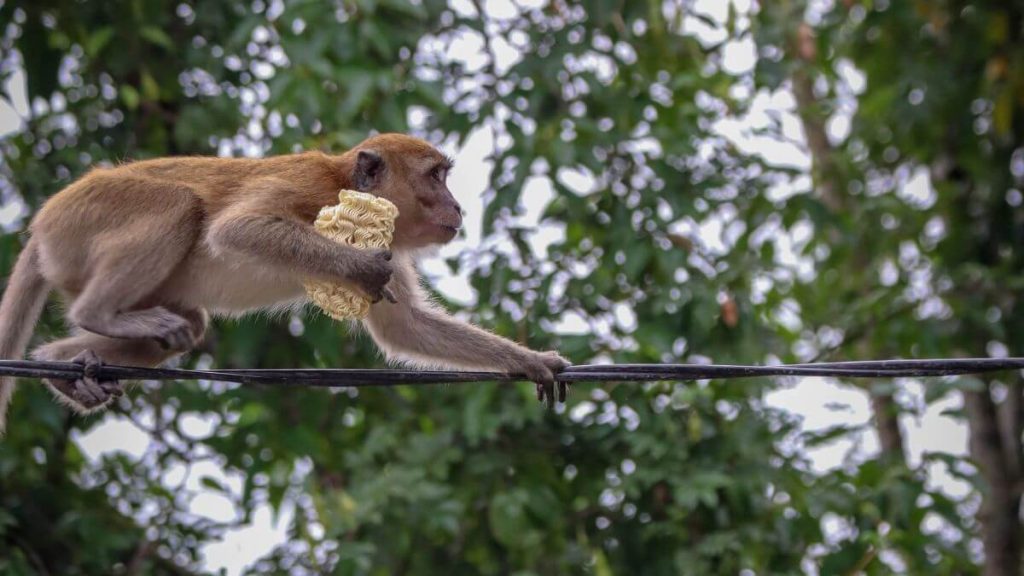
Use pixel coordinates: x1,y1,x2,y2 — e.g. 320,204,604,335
440,225,460,234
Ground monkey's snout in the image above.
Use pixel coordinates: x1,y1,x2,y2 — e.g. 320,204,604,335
442,203,463,230
439,215,462,236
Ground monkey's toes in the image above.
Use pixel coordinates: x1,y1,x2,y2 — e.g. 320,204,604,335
151,312,197,351
74,377,114,408
60,349,122,409
99,379,125,399
44,374,120,411
70,348,104,369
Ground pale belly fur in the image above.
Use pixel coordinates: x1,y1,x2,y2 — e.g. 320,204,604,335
159,246,309,316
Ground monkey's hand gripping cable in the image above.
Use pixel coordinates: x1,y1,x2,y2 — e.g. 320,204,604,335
1,358,1023,392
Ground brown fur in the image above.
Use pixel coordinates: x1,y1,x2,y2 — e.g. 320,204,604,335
0,134,568,433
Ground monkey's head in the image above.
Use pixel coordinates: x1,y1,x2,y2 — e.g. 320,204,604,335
350,134,462,249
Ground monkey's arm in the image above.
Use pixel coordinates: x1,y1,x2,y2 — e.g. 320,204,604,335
206,178,393,301
362,254,569,399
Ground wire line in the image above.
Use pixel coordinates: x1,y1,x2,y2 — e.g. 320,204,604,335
0,357,1020,388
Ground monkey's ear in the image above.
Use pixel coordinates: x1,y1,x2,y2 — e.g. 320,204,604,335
355,150,384,191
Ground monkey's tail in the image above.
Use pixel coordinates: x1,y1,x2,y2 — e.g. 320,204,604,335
0,238,49,435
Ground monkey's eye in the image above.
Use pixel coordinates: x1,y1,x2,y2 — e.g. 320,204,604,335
430,167,446,183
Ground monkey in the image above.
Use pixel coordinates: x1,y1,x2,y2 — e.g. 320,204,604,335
0,133,570,433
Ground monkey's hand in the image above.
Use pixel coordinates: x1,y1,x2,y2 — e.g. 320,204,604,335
351,248,397,304
516,350,572,407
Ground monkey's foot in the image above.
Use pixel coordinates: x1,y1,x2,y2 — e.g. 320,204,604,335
44,349,124,412
148,307,198,351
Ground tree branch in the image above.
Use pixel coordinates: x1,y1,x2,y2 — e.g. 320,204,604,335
786,19,906,462
965,387,1022,576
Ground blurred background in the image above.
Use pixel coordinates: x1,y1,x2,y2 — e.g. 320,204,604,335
0,0,1022,574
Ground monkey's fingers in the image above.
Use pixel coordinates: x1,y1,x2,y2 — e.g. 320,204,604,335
382,286,398,304
540,378,557,410
535,381,552,407
557,380,568,403
522,360,561,408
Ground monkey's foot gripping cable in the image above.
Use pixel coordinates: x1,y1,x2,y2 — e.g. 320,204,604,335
2,358,1023,390
304,189,399,320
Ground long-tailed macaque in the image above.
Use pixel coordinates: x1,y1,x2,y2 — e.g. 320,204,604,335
0,133,570,432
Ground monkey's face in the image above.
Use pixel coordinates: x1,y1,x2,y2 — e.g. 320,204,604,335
353,139,463,249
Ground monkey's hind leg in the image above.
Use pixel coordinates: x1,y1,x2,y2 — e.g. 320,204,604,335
65,182,203,350
32,310,207,413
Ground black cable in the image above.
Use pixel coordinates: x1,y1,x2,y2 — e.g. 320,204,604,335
0,357,1021,388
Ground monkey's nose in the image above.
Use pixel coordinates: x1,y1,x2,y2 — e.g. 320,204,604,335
448,201,464,226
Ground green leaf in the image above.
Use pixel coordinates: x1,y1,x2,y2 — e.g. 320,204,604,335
85,27,115,57
804,424,865,447
140,71,161,101
200,476,228,493
139,26,175,51
119,85,140,110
